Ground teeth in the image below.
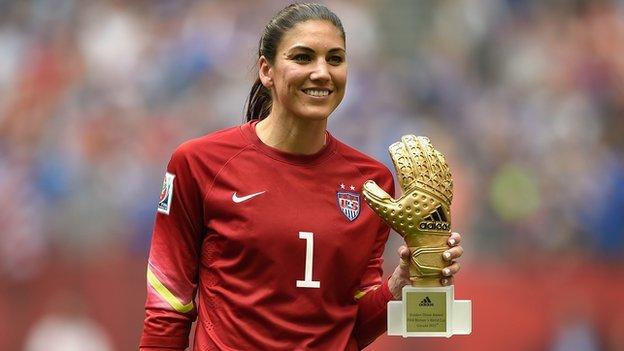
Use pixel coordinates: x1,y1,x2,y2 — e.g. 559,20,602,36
304,89,330,97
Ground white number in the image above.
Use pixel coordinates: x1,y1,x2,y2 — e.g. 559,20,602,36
296,231,320,288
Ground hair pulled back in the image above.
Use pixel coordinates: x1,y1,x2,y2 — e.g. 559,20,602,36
245,3,345,121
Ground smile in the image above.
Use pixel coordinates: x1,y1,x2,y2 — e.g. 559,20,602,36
302,89,332,97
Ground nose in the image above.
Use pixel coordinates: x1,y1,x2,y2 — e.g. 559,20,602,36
309,59,331,82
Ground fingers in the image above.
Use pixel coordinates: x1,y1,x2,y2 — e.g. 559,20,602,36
389,246,413,298
440,276,454,286
362,181,400,224
442,261,461,277
388,139,416,191
396,236,462,288
448,231,462,246
400,135,422,179
362,180,394,202
397,246,410,269
441,233,462,286
443,245,463,261
397,245,410,259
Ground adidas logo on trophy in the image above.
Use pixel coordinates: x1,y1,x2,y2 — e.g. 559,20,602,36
363,135,472,338
419,296,434,307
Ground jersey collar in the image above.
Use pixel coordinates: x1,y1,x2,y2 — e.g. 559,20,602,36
240,120,336,165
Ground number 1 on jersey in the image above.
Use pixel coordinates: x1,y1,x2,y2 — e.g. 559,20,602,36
296,231,320,289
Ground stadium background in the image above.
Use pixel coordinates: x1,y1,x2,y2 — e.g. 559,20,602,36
1,0,623,350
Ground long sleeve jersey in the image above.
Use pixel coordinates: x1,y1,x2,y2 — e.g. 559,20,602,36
140,121,395,350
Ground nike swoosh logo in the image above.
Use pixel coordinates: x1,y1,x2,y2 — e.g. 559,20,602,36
232,191,266,203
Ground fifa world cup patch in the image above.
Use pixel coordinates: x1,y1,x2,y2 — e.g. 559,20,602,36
336,183,360,221
158,172,175,215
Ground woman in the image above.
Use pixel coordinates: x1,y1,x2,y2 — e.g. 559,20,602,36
140,3,463,350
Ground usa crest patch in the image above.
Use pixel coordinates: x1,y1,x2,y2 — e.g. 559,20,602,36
337,191,361,221
157,172,175,215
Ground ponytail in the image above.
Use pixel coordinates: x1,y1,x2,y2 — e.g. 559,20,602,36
245,78,272,121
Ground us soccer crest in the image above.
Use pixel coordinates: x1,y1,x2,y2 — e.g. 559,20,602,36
336,185,360,221
158,172,175,215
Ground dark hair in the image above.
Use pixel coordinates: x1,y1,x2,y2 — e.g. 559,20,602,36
245,3,345,121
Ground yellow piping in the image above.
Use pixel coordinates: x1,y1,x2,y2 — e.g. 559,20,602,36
147,267,194,313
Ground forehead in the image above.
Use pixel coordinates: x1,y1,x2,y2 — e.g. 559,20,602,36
278,20,345,51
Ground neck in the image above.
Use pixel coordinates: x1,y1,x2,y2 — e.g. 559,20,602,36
256,110,328,155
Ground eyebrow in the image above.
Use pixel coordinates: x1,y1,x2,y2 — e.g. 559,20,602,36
288,45,346,54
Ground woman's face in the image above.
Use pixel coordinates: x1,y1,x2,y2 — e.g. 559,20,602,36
262,20,347,121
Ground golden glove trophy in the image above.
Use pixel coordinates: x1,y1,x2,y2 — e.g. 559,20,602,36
362,135,472,337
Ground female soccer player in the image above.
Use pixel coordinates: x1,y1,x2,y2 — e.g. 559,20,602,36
140,3,463,350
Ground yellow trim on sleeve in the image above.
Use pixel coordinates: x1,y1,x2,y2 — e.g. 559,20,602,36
147,267,194,313
354,290,367,300
354,285,381,300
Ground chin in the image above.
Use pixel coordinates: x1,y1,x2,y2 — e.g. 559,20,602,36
295,111,331,121
294,105,338,121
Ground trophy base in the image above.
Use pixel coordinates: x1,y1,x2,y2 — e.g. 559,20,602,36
387,285,471,338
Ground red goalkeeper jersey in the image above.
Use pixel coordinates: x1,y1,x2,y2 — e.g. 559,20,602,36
140,121,395,350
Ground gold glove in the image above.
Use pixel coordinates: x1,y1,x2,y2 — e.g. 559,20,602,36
363,135,453,287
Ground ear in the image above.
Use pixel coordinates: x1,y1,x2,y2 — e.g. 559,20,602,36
258,56,274,88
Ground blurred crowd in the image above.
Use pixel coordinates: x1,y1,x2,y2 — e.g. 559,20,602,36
1,0,623,350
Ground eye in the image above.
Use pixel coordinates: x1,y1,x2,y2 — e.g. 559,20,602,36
292,53,311,63
328,55,344,65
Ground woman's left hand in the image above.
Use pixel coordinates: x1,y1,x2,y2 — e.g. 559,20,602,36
388,231,463,299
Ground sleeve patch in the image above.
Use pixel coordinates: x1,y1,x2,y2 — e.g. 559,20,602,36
157,172,175,215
